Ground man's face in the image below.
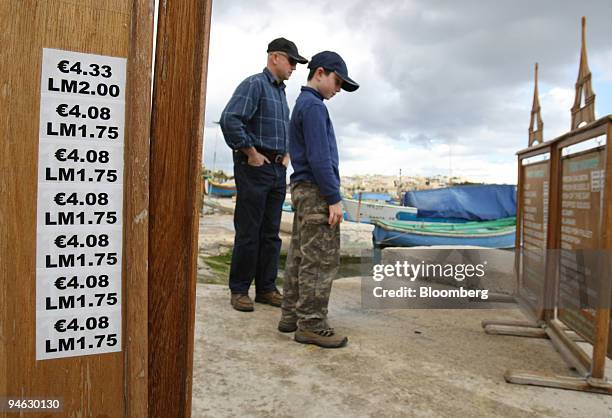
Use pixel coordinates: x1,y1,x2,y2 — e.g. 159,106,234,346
319,70,343,100
272,52,297,81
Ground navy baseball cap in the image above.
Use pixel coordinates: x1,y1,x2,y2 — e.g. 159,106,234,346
308,51,359,92
267,38,308,64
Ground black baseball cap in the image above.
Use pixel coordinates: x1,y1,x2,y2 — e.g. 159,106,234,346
267,38,308,64
308,51,359,92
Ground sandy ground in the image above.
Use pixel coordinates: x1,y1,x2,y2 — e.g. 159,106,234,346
192,280,612,417
192,198,612,417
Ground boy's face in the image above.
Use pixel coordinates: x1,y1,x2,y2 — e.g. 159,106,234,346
318,70,343,100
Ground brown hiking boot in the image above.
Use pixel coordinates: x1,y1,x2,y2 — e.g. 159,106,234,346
254,289,283,307
294,328,348,348
277,316,298,333
231,294,254,312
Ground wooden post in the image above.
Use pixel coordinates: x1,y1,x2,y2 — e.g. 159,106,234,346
1,0,152,415
591,121,612,379
148,0,212,416
125,0,155,415
543,142,560,322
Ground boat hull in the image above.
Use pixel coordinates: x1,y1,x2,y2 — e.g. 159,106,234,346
372,218,516,249
342,198,417,223
208,181,237,197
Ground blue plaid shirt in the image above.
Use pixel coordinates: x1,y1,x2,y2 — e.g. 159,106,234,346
220,68,289,153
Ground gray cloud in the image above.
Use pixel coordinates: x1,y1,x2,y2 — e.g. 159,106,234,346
337,0,611,144
204,0,612,180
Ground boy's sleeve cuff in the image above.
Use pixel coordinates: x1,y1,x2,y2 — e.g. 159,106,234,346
324,192,343,205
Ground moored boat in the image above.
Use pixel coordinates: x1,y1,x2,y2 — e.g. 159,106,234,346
372,217,516,249
207,179,237,197
342,198,417,223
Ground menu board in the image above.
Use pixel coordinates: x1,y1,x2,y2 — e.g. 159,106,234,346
35,49,125,360
519,160,549,317
557,147,605,344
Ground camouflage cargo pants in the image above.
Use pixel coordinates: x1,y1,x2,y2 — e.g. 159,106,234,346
281,182,340,331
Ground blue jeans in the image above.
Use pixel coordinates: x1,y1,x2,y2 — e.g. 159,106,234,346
229,152,286,294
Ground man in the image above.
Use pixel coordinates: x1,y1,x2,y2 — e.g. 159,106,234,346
279,51,359,348
220,38,308,312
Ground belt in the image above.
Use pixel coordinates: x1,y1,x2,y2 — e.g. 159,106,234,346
257,148,285,164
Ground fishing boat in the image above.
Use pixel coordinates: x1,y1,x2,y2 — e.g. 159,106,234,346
351,191,393,202
207,179,237,197
372,217,516,249
342,198,417,223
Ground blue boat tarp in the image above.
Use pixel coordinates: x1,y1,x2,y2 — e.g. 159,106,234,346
402,185,517,221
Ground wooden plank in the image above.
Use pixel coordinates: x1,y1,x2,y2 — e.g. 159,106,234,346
556,122,608,149
484,325,547,339
565,331,586,343
124,0,154,416
516,115,611,156
481,292,516,304
546,321,591,376
515,157,523,278
591,120,612,376
1,0,149,415
148,0,212,415
607,120,612,359
505,370,612,395
481,319,540,329
543,143,560,322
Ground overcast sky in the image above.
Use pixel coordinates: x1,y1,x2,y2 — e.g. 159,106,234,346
202,0,612,184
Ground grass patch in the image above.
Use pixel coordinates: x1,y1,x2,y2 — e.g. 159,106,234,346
198,251,363,285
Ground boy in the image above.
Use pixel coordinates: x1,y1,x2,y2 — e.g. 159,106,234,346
279,51,359,348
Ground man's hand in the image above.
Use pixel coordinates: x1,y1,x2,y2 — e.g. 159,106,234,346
281,154,290,168
241,147,269,166
328,202,344,226
247,152,270,166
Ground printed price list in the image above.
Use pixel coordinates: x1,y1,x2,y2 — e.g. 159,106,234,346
558,147,605,343
520,162,549,310
36,49,126,360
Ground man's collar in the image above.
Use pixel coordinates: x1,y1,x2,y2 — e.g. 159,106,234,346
263,67,285,88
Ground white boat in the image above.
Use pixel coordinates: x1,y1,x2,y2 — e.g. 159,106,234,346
342,198,417,223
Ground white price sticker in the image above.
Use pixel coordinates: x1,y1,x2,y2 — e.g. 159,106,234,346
36,48,126,360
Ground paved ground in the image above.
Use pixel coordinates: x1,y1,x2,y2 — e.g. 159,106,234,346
191,278,612,418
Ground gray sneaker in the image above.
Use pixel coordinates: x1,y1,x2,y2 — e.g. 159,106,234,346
294,328,348,348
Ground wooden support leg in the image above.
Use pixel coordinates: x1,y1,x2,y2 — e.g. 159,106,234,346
470,292,516,304
505,370,612,395
484,324,547,338
481,319,541,329
546,321,591,376
482,322,586,341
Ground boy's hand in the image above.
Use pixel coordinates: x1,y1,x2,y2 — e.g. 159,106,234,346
282,154,290,168
328,202,344,226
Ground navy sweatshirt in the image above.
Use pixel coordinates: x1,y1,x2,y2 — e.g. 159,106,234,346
289,87,341,205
